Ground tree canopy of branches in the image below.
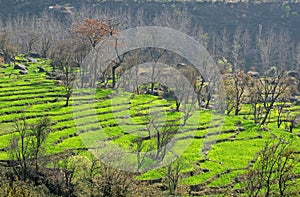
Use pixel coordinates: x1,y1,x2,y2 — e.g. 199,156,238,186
9,117,51,184
249,70,291,125
50,41,77,107
223,70,251,115
72,18,118,49
243,138,299,197
0,32,16,64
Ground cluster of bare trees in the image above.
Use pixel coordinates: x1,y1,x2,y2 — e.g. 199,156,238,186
242,138,299,196
222,68,298,129
206,26,299,73
0,117,168,197
1,6,300,196
0,4,300,73
0,11,67,61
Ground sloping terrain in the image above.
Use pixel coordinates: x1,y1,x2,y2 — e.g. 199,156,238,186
0,58,300,195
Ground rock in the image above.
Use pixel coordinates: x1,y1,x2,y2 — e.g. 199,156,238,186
287,70,299,79
27,57,37,63
296,99,300,106
176,63,187,68
37,66,46,73
290,97,297,103
46,71,58,77
46,71,53,76
235,120,242,126
55,80,63,86
14,64,27,71
247,71,260,78
55,75,63,80
28,52,41,58
237,127,245,131
19,70,28,75
145,89,159,96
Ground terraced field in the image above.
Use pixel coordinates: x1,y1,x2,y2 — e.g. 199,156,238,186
1,58,300,195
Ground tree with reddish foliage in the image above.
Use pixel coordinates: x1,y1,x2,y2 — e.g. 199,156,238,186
72,18,118,49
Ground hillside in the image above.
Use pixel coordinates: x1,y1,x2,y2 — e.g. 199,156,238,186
1,1,300,41
0,56,299,196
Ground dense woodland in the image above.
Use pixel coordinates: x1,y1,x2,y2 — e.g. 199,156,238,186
0,0,300,196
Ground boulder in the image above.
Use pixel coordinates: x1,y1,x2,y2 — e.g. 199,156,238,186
14,64,27,71
46,70,58,77
28,52,41,58
287,70,299,79
19,70,28,75
27,57,37,63
37,66,46,73
290,97,297,103
247,71,260,78
55,80,64,86
55,74,63,80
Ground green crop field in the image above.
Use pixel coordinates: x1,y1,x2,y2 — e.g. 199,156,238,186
0,58,300,196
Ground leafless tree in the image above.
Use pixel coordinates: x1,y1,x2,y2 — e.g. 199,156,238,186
0,32,16,64
50,40,77,107
223,70,251,115
257,27,277,72
37,11,67,58
7,15,40,54
232,27,251,71
148,48,167,95
9,117,31,182
249,70,291,125
152,8,191,34
9,117,51,183
244,138,299,197
218,28,231,65
275,29,293,70
162,157,185,196
94,151,138,197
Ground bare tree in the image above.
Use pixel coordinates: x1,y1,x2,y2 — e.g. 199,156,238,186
275,29,293,71
9,117,31,181
218,28,231,66
232,27,251,71
50,41,77,107
92,151,138,197
148,48,167,95
152,8,191,34
249,70,291,125
30,117,51,185
142,111,180,162
162,157,185,196
37,10,67,58
223,70,251,115
257,27,277,72
8,15,40,54
9,117,51,183
0,32,16,64
244,138,298,197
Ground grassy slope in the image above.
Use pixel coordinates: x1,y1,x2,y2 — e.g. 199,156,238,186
0,59,299,194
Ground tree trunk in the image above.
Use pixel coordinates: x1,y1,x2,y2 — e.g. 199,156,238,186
65,96,70,107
